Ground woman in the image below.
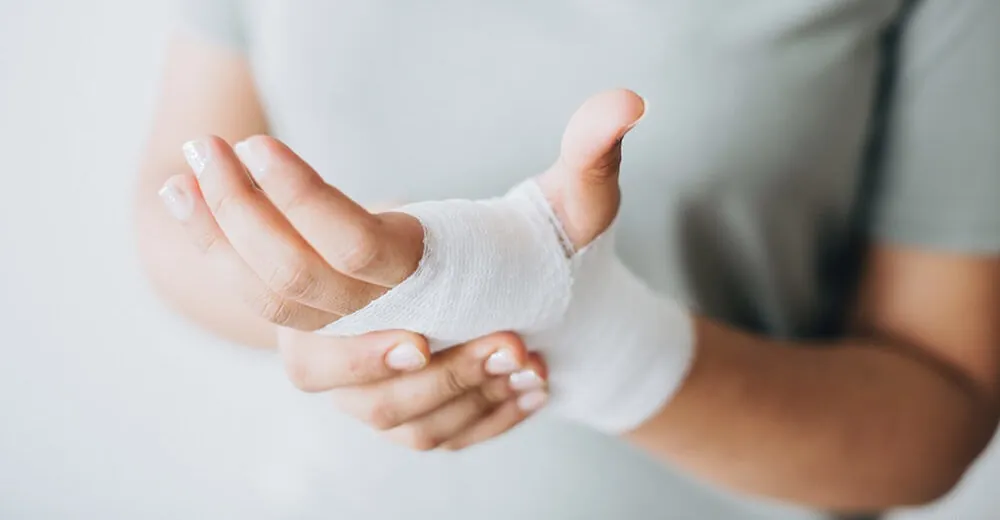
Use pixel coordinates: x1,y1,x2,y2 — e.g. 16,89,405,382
135,0,1000,518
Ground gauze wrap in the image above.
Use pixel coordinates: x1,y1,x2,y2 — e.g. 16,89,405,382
320,180,694,433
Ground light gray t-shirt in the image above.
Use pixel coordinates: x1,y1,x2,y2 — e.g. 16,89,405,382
176,0,1000,518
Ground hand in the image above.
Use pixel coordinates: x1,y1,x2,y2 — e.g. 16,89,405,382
277,327,549,451
159,135,426,330
157,89,643,329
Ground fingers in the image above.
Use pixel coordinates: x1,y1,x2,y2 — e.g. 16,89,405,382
277,328,430,392
537,89,646,250
440,395,546,451
158,174,338,330
233,136,423,287
385,354,549,451
278,329,550,451
182,136,383,316
381,376,517,450
330,332,535,430
440,354,549,451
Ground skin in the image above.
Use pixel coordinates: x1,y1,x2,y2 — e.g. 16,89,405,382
137,32,1000,513
136,33,553,449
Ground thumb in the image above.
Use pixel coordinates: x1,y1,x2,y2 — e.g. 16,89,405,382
537,89,646,250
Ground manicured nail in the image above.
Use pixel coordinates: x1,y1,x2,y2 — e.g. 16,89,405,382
485,349,520,375
182,140,211,177
385,342,426,371
234,138,269,180
509,369,545,391
517,390,548,412
622,96,647,135
158,182,193,221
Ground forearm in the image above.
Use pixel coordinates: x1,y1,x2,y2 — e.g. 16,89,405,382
133,32,275,348
628,316,998,512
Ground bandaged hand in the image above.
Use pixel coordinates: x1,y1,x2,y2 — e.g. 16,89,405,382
321,89,694,433
164,89,692,435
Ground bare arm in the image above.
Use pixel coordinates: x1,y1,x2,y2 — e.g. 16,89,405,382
134,32,275,347
630,1,1000,510
629,246,1000,512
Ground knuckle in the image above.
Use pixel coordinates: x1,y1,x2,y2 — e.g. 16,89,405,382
265,259,318,301
400,426,442,452
364,400,401,431
207,190,241,222
283,355,318,393
587,148,623,180
249,291,297,326
468,391,494,417
191,229,222,255
280,179,322,213
441,366,471,397
344,350,377,381
333,226,379,275
479,379,513,405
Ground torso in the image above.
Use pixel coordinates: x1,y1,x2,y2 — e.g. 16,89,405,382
241,0,905,517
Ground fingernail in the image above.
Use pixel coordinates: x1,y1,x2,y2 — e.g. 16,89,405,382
182,140,211,177
622,96,648,135
485,349,520,375
517,390,548,412
234,138,269,180
509,369,545,391
386,342,426,371
158,182,193,221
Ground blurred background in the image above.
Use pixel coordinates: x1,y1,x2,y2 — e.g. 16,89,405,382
1,0,999,518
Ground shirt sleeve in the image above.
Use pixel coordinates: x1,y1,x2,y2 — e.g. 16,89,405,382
172,0,247,51
868,0,1000,253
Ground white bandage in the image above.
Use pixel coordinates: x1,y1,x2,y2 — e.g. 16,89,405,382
320,180,694,433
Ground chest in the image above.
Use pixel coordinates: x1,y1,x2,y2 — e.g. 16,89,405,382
245,0,900,207
237,0,914,336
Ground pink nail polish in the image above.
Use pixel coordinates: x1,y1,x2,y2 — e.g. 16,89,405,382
509,369,545,391
385,342,426,371
182,140,211,177
517,391,548,412
485,349,520,375
234,138,270,179
158,182,193,221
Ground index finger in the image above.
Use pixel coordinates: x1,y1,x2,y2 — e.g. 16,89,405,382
184,135,382,315
278,328,431,392
234,136,423,287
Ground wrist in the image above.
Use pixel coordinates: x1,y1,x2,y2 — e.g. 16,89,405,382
534,236,696,433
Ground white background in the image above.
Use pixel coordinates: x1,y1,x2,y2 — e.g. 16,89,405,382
0,0,998,518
